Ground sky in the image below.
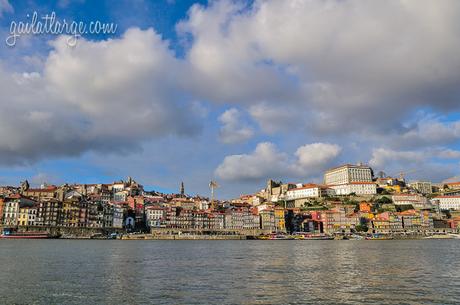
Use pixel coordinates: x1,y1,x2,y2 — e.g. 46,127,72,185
0,0,460,198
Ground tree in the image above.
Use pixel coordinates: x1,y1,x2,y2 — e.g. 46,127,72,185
355,224,369,232
375,196,392,204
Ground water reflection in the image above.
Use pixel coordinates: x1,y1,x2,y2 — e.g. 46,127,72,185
0,240,459,304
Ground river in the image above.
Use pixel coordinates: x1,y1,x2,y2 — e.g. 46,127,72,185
0,239,459,304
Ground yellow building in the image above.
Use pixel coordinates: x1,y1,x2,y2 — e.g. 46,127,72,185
18,205,37,226
274,207,286,232
62,200,80,227
384,185,402,193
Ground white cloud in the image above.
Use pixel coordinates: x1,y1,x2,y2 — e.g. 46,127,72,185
436,149,460,159
179,0,460,135
215,142,341,182
218,108,254,144
215,142,288,181
248,102,303,134
295,143,342,172
0,28,202,164
369,148,425,169
369,147,460,182
397,118,460,148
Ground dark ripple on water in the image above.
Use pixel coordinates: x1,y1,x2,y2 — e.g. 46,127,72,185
0,240,459,304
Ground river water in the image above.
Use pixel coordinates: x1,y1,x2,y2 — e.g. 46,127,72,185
0,239,459,304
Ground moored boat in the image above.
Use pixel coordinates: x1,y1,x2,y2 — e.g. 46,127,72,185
256,233,295,240
365,233,393,240
294,233,334,240
1,229,58,239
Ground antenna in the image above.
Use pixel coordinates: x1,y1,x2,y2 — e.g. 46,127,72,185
209,181,219,210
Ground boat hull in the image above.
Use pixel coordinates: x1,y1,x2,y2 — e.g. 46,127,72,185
1,234,52,239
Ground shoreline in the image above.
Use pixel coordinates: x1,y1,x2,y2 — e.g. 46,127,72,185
4,233,454,240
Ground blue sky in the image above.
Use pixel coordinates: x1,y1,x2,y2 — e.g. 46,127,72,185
0,0,460,198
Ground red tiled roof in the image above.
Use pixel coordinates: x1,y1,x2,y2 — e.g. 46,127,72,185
26,187,57,192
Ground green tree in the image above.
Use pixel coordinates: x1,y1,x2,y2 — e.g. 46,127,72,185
355,224,369,232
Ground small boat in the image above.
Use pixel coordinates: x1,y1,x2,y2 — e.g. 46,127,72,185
270,234,295,240
1,229,57,239
365,233,393,240
297,233,334,240
256,233,295,240
349,234,365,240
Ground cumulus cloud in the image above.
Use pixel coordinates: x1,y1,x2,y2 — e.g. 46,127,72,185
295,143,342,171
436,149,460,159
218,108,254,144
369,147,460,181
248,102,303,134
369,148,425,169
215,142,288,181
0,28,202,165
396,118,460,149
179,0,460,136
215,142,341,182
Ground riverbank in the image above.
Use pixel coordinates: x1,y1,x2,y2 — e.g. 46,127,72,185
121,234,246,240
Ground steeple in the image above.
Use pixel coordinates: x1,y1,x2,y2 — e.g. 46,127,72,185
180,182,185,197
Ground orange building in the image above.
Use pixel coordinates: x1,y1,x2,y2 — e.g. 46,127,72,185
359,202,371,213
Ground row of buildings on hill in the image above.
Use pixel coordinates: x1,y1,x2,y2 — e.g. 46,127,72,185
1,163,460,235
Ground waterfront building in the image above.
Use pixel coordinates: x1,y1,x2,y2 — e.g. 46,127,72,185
36,199,62,226
87,202,104,228
145,206,165,228
224,208,244,230
62,199,80,227
77,200,88,227
209,212,225,230
274,207,286,232
324,164,373,185
370,212,403,233
0,198,4,225
259,209,275,231
17,203,38,226
398,210,422,231
112,203,125,228
319,207,359,233
103,204,114,228
3,195,36,227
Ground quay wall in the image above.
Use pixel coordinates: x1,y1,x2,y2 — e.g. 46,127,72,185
122,234,247,240
0,225,123,238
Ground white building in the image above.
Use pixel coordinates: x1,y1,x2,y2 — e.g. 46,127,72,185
285,184,335,200
2,199,19,226
145,206,165,228
112,204,125,228
329,182,377,196
410,181,432,194
392,194,431,209
324,164,373,185
432,196,460,210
